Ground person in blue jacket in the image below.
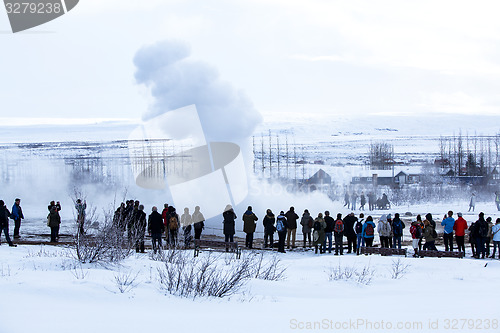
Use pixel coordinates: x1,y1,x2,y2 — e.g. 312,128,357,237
362,215,376,247
441,211,455,251
11,198,24,239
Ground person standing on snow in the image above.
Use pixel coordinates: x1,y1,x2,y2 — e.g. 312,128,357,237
276,211,288,253
242,206,258,249
343,212,357,253
75,199,86,235
453,212,468,253
350,192,358,211
355,213,365,255
133,205,147,253
410,220,422,257
0,200,16,247
222,205,237,245
47,205,61,243
192,206,205,240
486,217,494,257
359,193,366,210
392,213,405,249
333,213,344,255
474,212,488,259
313,212,326,254
181,207,192,248
377,214,391,248
495,191,500,211
422,218,437,251
11,198,23,239
468,193,476,212
300,209,313,248
263,209,276,249
344,191,350,208
148,206,164,254
361,216,376,247
166,206,180,248
323,211,335,254
285,206,299,249
441,211,455,252
490,218,500,259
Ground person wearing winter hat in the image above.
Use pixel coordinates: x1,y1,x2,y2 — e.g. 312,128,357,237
454,212,468,253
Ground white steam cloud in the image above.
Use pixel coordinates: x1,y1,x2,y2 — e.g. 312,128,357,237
133,40,262,142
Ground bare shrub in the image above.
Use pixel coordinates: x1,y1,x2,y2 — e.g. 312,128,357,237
72,207,132,264
252,252,287,281
328,262,374,285
390,258,411,279
157,252,254,298
113,270,140,293
70,262,89,280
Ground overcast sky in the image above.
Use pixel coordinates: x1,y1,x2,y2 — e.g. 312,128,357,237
1,0,500,121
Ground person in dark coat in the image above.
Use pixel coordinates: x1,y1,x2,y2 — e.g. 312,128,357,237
192,206,205,240
300,209,313,248
148,206,164,254
368,192,375,211
343,212,357,253
474,212,488,259
359,193,366,210
323,211,335,253
48,201,62,212
133,205,147,253
47,205,61,243
242,206,258,249
263,209,275,248
392,213,405,249
222,204,237,243
333,213,344,255
355,213,365,255
276,211,288,253
11,198,24,239
285,206,299,249
0,200,16,247
113,202,126,231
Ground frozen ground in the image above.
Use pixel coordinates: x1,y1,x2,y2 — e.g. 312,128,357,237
0,244,498,333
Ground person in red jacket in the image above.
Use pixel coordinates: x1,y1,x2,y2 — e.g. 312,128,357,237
454,212,468,253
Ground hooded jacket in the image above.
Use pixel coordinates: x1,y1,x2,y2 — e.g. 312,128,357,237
242,210,258,234
223,209,237,235
300,213,313,234
263,213,276,233
285,210,299,229
453,217,468,237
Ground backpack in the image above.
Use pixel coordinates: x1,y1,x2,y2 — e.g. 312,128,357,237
365,223,374,236
415,225,422,239
355,221,363,234
168,216,178,230
431,227,437,239
334,220,344,233
478,222,488,238
313,221,322,231
276,217,286,232
393,220,403,236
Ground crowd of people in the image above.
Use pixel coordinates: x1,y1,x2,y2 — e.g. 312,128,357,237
112,200,205,253
1,197,500,261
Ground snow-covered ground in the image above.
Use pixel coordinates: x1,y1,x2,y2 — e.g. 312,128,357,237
0,244,498,333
